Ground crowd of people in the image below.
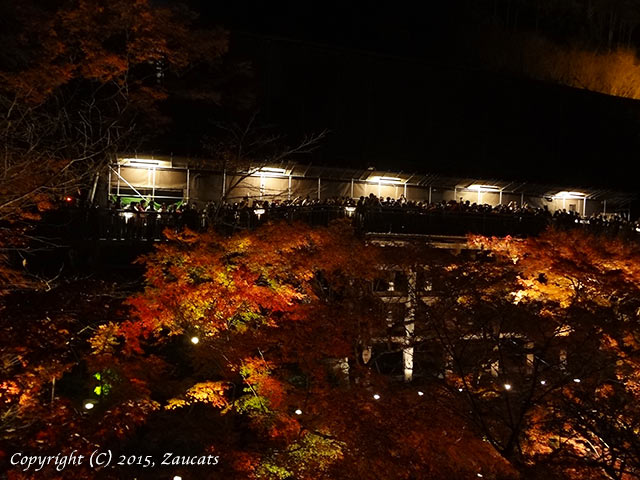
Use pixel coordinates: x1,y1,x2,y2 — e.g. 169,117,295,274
80,193,639,240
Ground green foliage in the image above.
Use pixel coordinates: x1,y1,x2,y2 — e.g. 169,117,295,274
255,432,345,480
92,371,113,397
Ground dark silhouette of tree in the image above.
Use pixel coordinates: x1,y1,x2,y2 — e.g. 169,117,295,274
0,0,228,291
200,113,327,205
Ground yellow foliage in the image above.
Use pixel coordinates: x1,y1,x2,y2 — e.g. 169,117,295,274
89,322,121,355
165,381,229,410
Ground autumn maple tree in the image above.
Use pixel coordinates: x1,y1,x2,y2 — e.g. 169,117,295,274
0,220,520,479
5,218,640,479
458,229,640,479
320,227,640,479
83,221,387,479
0,0,226,218
0,0,229,292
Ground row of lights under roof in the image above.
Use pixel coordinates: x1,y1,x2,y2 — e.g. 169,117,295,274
119,160,588,197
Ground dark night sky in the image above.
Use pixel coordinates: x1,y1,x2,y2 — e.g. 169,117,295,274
169,1,640,192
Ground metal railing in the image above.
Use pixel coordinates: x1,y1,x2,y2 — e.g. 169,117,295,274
41,206,639,242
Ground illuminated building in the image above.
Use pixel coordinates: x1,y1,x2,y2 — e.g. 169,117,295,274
105,154,633,217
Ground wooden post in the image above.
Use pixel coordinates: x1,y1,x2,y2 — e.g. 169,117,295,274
186,168,190,203
403,270,417,382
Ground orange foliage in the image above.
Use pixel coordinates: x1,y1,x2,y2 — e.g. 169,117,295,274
471,228,640,479
1,0,228,104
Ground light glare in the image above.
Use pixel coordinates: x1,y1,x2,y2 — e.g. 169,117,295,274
468,184,500,192
554,191,586,199
119,157,171,168
369,176,403,185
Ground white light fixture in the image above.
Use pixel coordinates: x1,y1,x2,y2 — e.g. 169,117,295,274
173,476,183,480
368,176,404,185
417,391,424,396
468,184,500,192
252,167,288,178
540,380,546,385
553,191,586,199
190,336,199,345
458,388,463,392
294,409,302,415
84,401,95,410
260,167,287,174
504,383,512,391
573,378,581,383
119,157,171,168
373,394,381,400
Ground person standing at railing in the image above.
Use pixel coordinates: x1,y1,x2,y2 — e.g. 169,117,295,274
124,202,137,239
146,201,157,240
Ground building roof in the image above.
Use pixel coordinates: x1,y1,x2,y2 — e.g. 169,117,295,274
117,153,637,207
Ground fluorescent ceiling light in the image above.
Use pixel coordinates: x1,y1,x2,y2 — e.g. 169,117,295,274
250,167,288,177
468,184,500,192
259,167,287,174
119,158,171,168
369,176,404,184
554,191,586,199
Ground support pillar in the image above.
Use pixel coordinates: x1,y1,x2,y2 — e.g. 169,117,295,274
222,169,226,198
186,168,190,203
525,341,534,375
490,346,500,377
403,270,417,382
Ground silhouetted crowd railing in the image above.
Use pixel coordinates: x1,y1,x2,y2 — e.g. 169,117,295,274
52,194,639,242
